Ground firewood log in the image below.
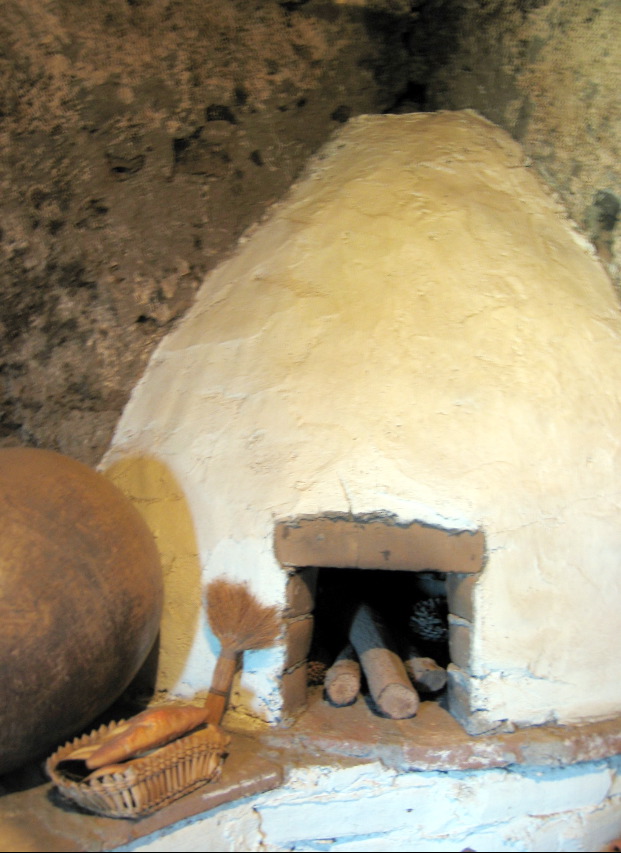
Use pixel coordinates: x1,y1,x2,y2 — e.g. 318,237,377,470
403,648,447,694
349,603,419,719
324,643,361,707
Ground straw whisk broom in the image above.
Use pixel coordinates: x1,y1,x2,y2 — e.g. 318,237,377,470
57,579,280,773
203,578,281,725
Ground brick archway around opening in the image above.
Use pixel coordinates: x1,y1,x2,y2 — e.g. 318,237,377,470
274,513,485,574
273,514,486,726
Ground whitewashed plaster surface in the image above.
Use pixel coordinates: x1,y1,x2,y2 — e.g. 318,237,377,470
102,110,621,729
114,754,621,852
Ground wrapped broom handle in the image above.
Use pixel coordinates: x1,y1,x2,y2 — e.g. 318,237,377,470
204,579,281,725
203,649,239,724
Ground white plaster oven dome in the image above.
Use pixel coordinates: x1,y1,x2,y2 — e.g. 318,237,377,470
102,110,621,733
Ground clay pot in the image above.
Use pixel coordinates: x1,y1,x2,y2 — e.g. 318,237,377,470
0,448,163,775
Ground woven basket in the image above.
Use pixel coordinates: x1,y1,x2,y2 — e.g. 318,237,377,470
46,719,231,819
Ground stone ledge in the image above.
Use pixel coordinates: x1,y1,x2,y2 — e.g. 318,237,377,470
0,733,282,853
259,690,621,773
2,697,621,852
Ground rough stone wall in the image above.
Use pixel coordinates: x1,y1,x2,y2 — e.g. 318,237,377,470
0,0,411,464
3,0,620,466
421,0,621,286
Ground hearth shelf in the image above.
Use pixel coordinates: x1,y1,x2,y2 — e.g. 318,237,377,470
2,697,621,853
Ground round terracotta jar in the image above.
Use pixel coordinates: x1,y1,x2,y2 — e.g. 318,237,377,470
0,447,163,775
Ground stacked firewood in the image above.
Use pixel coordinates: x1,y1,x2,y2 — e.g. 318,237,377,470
315,596,448,720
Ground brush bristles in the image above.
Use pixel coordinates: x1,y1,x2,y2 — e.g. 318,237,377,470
206,579,280,653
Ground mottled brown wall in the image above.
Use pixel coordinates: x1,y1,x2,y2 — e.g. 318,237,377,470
2,0,620,466
421,0,621,285
0,0,411,464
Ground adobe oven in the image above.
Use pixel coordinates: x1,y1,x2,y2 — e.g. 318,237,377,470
102,111,621,736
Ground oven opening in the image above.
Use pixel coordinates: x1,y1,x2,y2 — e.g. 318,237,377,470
275,513,484,724
308,567,450,717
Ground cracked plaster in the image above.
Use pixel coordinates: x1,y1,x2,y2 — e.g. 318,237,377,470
103,110,621,731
